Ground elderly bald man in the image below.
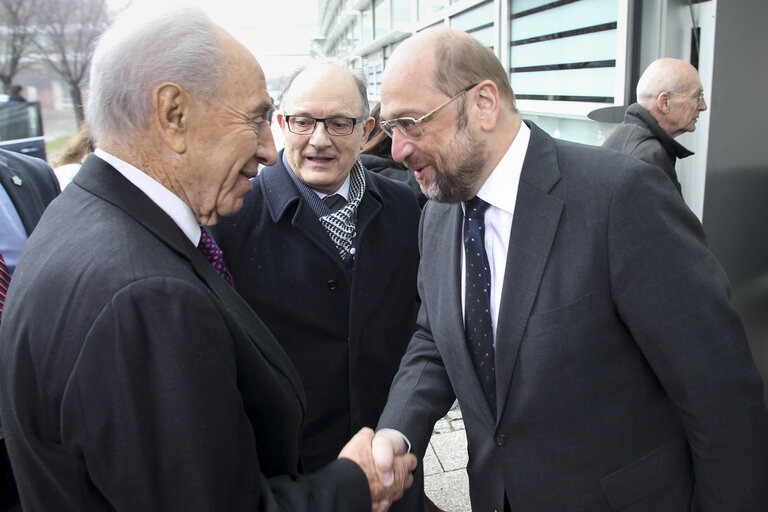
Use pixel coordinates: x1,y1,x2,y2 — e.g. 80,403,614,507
603,58,708,195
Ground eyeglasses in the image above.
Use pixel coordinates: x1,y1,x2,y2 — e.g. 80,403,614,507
668,91,706,106
380,83,479,139
284,115,366,136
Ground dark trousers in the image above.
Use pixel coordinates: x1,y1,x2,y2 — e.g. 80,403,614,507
0,440,20,511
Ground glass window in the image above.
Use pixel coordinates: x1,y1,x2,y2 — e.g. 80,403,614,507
509,0,620,104
375,0,392,37
361,7,374,44
392,0,410,30
419,0,448,22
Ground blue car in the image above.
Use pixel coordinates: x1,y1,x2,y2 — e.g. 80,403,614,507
0,97,47,161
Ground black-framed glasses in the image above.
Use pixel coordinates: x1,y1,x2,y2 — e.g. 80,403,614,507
380,83,478,139
284,115,366,136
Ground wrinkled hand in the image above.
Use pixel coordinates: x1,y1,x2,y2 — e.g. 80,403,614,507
338,427,417,512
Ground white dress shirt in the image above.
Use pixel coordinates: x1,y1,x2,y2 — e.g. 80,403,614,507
461,121,531,341
94,149,201,246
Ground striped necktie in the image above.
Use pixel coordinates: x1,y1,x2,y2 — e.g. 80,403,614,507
0,252,10,325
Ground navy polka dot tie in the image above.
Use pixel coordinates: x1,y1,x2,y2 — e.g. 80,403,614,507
198,226,234,286
463,197,496,415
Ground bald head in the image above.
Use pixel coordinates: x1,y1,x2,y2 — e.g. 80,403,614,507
385,28,516,112
636,58,707,138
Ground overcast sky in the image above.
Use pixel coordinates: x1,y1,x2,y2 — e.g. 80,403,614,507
109,0,320,80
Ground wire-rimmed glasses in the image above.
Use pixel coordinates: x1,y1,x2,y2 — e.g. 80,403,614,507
380,83,479,139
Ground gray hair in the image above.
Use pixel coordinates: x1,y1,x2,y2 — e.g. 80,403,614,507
282,59,370,117
86,6,223,144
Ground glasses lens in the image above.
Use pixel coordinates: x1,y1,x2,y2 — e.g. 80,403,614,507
288,116,315,134
326,117,355,136
398,119,422,139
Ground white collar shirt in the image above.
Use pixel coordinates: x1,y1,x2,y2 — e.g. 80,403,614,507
94,149,201,246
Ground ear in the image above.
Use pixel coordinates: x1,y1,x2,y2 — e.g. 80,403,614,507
359,116,376,148
275,110,287,129
154,82,189,153
473,80,501,131
656,91,671,114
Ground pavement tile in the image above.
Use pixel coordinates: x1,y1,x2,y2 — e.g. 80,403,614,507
422,442,443,476
424,469,472,512
429,429,468,472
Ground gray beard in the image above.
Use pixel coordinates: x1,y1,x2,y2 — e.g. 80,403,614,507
423,124,488,203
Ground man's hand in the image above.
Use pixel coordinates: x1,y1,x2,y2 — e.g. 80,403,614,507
338,427,417,512
371,429,409,487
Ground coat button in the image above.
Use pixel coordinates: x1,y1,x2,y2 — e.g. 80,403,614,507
327,280,339,290
495,434,507,446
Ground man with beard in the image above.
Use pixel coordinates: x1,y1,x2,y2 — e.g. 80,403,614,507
370,27,768,512
603,58,707,196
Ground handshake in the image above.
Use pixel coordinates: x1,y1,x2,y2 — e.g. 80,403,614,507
338,428,417,512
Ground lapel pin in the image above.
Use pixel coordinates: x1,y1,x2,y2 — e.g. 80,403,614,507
11,175,22,186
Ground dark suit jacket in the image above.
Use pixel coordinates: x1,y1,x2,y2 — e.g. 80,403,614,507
0,148,59,236
0,155,370,511
378,122,768,511
602,103,693,195
212,151,421,472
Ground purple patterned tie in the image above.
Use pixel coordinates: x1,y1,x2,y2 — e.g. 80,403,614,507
0,252,9,325
197,226,233,285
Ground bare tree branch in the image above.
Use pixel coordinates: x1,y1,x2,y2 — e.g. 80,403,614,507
33,0,110,124
0,0,41,91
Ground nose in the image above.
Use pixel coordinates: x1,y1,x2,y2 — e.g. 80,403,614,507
256,122,278,166
699,98,708,111
308,121,332,147
389,129,414,163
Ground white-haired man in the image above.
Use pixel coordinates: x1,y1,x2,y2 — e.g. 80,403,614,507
0,7,414,511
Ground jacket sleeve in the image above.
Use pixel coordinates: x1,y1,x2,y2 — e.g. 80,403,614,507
60,277,370,512
607,162,768,510
376,203,458,458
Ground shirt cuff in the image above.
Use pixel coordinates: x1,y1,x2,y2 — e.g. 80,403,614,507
376,428,412,453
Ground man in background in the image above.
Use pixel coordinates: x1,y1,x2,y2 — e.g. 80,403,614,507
2,86,26,105
603,57,708,195
0,8,414,511
212,60,423,510
372,27,768,511
0,148,59,511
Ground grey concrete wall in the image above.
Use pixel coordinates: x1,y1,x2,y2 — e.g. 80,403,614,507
702,0,768,405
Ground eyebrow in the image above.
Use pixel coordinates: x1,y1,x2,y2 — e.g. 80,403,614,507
251,101,273,118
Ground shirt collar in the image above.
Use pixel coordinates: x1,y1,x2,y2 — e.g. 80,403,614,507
94,148,201,245
475,121,531,215
314,173,351,201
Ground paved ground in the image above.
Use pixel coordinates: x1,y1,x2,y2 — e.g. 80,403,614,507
424,402,471,512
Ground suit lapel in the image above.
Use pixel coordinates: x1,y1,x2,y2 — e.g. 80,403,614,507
494,122,564,420
72,155,306,408
262,155,384,268
261,157,344,265
0,159,42,235
423,201,498,420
